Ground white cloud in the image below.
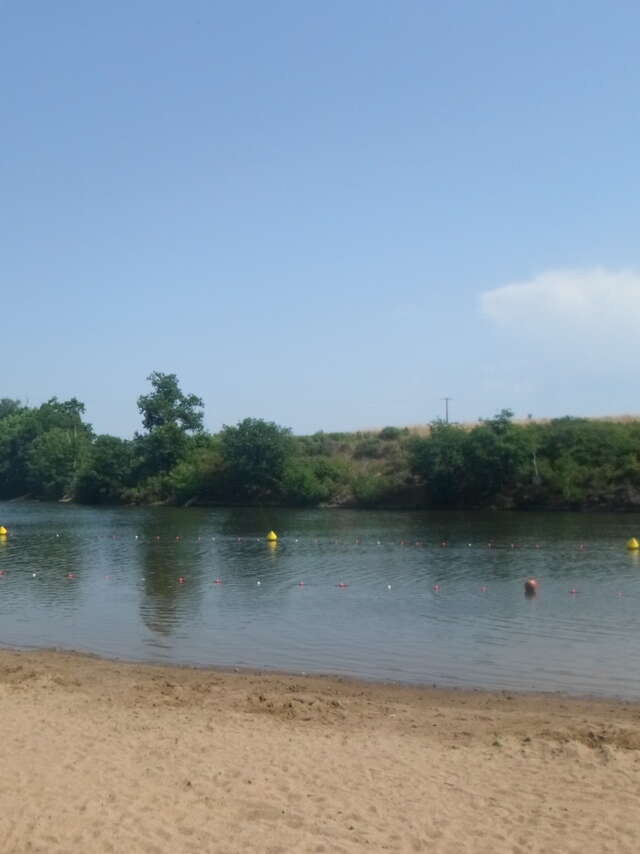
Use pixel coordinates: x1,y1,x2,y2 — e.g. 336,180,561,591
471,268,640,418
480,268,640,357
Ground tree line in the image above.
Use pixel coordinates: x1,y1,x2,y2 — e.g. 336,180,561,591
1,373,640,510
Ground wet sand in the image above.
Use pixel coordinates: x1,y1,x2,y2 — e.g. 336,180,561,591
0,648,638,853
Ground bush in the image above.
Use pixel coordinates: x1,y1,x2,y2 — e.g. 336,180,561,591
121,474,171,505
379,426,405,441
281,460,332,506
353,437,384,459
282,457,353,506
167,445,224,505
351,472,395,506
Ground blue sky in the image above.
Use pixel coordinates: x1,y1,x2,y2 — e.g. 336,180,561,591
2,1,639,436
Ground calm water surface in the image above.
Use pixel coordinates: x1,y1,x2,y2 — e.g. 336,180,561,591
1,502,640,698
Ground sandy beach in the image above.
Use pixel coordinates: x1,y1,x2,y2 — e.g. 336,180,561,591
0,650,638,853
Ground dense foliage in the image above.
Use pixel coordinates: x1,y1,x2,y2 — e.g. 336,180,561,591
2,381,640,510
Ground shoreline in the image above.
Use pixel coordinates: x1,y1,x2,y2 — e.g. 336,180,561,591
1,647,640,852
6,494,640,512
3,640,639,706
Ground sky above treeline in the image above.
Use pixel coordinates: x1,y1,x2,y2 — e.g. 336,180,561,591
2,1,639,437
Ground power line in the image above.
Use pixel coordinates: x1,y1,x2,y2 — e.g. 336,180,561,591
441,397,452,424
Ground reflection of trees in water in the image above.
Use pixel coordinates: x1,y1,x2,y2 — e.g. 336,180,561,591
137,517,206,636
220,507,282,537
139,554,179,636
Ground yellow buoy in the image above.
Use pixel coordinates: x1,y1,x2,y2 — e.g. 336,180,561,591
0,526,7,536
266,530,278,542
627,537,639,550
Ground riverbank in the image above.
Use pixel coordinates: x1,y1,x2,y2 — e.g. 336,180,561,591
1,649,639,853
7,393,640,512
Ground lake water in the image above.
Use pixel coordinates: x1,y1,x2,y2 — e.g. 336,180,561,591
1,502,640,698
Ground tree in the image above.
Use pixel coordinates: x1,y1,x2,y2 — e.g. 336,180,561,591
408,420,469,505
464,410,531,502
219,418,293,500
0,411,34,497
137,372,204,433
0,399,24,420
166,437,224,505
74,435,135,504
479,408,515,436
0,398,92,499
27,427,90,499
135,373,205,478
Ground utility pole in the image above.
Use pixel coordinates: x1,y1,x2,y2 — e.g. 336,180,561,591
441,397,452,424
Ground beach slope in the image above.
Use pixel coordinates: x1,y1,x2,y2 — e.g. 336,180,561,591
0,649,638,853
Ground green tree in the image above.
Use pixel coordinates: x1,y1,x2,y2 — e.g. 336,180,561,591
464,410,531,502
0,399,24,420
137,372,204,433
534,417,640,505
0,411,34,497
135,373,205,478
27,427,90,499
408,420,469,505
219,418,293,500
167,437,224,505
74,435,135,504
0,398,92,499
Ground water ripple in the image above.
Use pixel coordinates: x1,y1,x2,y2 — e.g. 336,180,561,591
2,503,640,696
